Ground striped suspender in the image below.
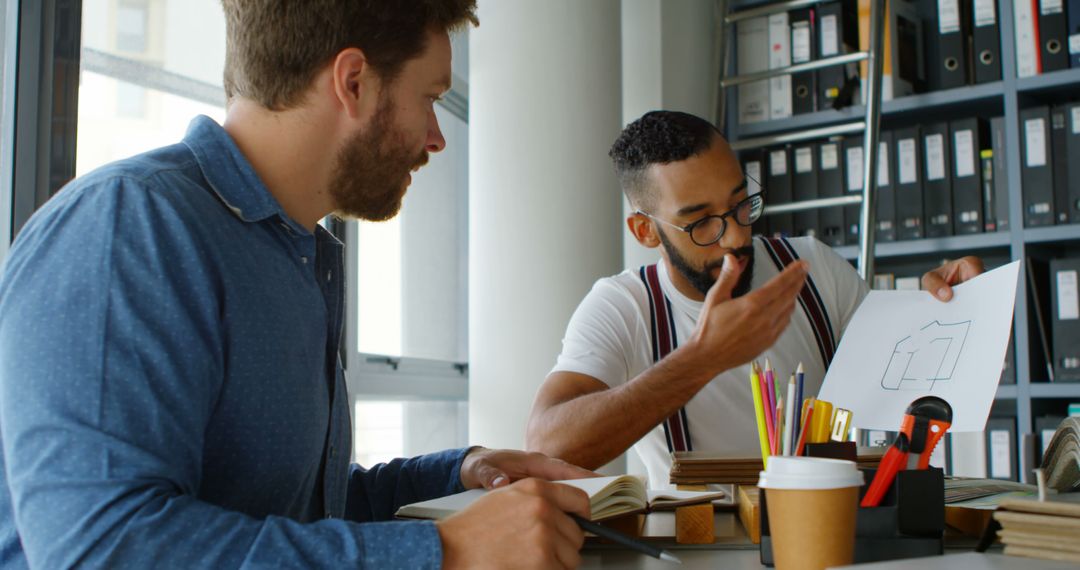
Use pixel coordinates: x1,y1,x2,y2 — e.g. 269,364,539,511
639,238,835,453
759,236,838,369
638,264,693,453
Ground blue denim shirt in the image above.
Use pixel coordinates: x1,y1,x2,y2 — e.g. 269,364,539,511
0,116,467,568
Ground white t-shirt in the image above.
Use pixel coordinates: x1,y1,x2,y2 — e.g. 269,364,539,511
550,237,869,488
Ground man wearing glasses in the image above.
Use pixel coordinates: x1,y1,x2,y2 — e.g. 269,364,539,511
525,111,982,488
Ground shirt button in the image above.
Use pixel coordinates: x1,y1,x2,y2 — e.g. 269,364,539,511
329,446,335,459
326,271,332,282
300,256,308,264
325,511,333,519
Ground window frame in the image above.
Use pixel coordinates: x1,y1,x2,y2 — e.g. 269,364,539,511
4,1,472,408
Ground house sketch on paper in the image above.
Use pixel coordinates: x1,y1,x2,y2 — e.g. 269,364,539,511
880,320,972,391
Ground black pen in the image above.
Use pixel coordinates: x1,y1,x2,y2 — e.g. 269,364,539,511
570,513,682,564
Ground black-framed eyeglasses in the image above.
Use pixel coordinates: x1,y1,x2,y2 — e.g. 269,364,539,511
636,190,766,247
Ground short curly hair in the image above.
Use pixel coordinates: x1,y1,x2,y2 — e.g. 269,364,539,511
609,111,720,210
221,0,478,110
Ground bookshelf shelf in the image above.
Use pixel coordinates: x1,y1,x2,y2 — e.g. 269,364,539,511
1023,224,1080,245
1030,383,1080,399
1016,67,1080,95
834,232,1012,261
733,83,1005,141
724,0,1080,484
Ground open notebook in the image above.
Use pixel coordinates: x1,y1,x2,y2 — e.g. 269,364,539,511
395,475,728,522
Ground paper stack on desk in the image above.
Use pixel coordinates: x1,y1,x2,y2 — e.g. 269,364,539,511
668,447,885,485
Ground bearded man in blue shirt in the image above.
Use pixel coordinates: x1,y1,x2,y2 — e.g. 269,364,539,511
0,1,594,568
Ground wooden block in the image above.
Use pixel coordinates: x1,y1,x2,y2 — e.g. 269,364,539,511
675,484,715,544
945,505,994,538
736,485,761,544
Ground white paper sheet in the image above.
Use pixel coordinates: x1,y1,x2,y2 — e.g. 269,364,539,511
818,261,1020,432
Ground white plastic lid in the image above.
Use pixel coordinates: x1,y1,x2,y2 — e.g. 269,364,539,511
757,456,865,490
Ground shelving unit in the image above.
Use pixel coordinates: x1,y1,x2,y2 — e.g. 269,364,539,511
722,0,1080,482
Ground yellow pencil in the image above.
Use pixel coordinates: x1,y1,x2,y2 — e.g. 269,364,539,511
749,361,771,468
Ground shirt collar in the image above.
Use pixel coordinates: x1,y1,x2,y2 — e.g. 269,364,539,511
182,115,291,226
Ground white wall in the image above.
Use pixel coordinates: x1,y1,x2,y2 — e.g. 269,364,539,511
620,0,718,273
468,0,718,479
469,0,623,451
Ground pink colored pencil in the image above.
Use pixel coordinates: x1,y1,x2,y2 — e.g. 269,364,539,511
759,367,775,455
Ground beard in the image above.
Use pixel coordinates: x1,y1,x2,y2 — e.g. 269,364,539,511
658,229,755,299
329,97,429,222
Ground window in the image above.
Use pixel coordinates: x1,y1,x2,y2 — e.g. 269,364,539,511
77,0,226,176
347,102,470,464
12,0,472,467
0,0,15,263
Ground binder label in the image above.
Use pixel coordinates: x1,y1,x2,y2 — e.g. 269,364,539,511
746,161,763,195
989,430,1011,478
1073,106,1080,134
939,0,960,34
1057,270,1079,320
974,0,996,27
1041,0,1063,15
820,14,839,57
847,147,864,191
878,142,890,186
1025,118,1047,167
926,134,946,181
821,143,838,170
792,23,811,63
899,139,917,184
955,130,975,178
1015,2,1038,77
795,147,813,173
1071,34,1080,55
770,150,787,176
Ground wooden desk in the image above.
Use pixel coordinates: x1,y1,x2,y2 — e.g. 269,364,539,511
581,550,1076,569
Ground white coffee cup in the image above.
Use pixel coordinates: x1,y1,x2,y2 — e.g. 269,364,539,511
758,456,865,570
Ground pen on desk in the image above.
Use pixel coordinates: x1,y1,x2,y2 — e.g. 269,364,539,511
570,514,682,564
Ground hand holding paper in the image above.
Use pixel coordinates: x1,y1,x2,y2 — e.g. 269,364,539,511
819,261,1020,432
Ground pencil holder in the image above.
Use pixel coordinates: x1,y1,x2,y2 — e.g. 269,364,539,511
803,441,857,461
759,466,945,566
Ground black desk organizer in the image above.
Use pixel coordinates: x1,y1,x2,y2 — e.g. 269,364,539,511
759,441,944,566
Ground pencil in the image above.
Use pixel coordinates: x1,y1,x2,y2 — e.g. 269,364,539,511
783,374,796,456
795,401,814,457
571,514,681,564
794,362,804,439
750,362,771,468
774,397,784,457
764,360,777,454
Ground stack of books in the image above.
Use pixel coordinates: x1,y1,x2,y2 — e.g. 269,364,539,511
993,494,1080,564
668,447,885,486
990,418,1080,563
